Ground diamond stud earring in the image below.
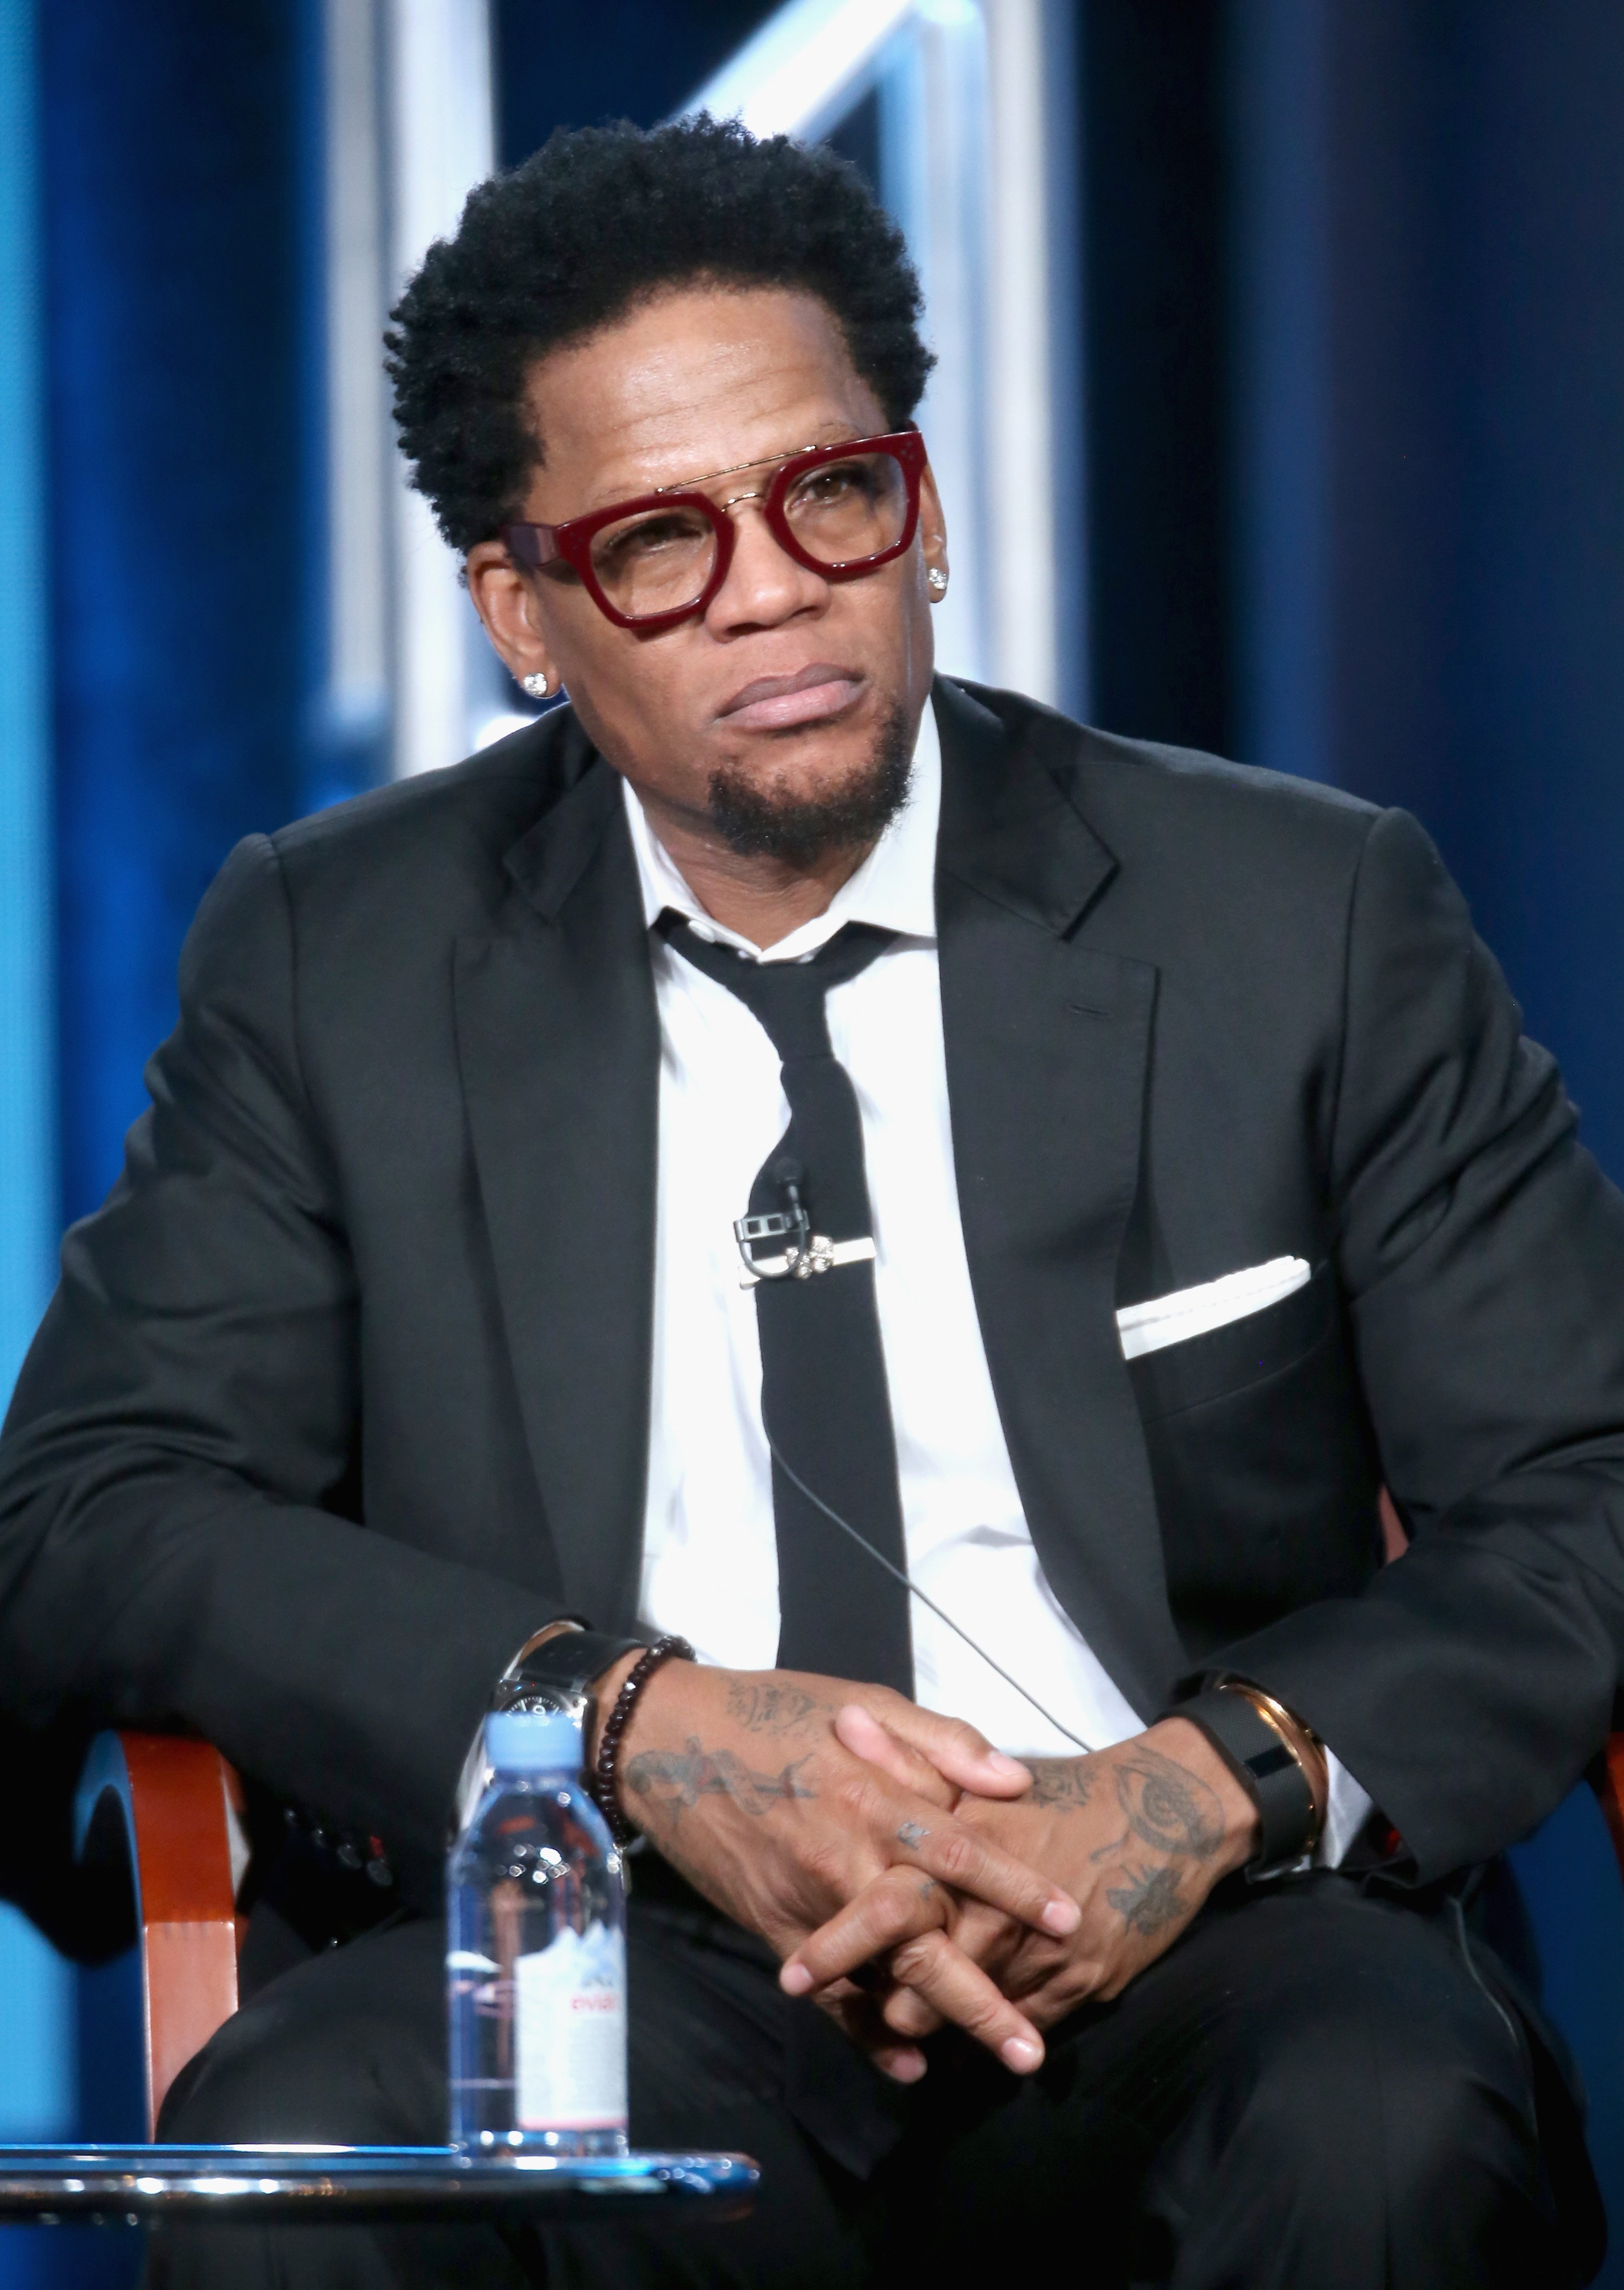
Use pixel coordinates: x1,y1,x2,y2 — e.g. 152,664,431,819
927,568,948,595
521,671,551,699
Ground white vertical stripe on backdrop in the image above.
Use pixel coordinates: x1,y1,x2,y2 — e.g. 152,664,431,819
323,0,391,762
383,0,498,778
985,0,1058,704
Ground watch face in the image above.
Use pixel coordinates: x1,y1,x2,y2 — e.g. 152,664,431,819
499,1684,590,1721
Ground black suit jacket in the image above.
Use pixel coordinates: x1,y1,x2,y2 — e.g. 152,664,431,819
5,677,1624,1918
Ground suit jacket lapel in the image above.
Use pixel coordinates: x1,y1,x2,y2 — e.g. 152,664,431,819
454,747,658,1634
934,677,1184,1716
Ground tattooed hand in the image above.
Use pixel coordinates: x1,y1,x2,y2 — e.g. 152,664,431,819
623,1738,816,1822
779,1718,1258,2070
722,1680,825,1737
588,1654,1083,2082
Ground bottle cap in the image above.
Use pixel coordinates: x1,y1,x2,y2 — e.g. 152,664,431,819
484,1709,584,1775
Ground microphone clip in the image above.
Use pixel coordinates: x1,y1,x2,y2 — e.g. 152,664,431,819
734,1160,833,1281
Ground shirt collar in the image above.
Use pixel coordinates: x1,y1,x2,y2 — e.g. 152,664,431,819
621,694,941,962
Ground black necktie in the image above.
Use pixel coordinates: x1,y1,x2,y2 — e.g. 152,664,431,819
662,915,914,1696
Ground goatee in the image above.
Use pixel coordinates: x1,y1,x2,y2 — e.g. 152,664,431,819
706,706,912,869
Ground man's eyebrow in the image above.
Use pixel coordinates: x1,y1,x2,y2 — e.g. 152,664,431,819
575,424,866,513
649,432,860,494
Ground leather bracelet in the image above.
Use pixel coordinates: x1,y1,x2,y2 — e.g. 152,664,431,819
1165,1681,1323,1870
588,1635,695,1847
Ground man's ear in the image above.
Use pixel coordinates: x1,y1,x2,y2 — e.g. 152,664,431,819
918,464,949,594
466,541,562,693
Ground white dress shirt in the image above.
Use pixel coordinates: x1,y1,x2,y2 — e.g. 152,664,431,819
626,697,1370,1858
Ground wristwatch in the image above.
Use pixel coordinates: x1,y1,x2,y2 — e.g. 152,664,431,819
449,1619,650,1839
1164,1677,1327,1874
494,1618,652,1730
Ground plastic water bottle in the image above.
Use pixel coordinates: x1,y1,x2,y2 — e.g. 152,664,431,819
447,1709,629,2155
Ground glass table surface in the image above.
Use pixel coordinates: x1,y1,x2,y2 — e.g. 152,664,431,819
0,2146,758,2225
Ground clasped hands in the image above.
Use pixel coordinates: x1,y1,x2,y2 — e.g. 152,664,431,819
598,1655,1260,2082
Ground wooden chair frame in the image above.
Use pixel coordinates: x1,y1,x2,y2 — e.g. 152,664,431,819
74,1732,242,2134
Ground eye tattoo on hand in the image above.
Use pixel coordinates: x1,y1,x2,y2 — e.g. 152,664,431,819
1113,1751,1225,1860
897,1819,930,1849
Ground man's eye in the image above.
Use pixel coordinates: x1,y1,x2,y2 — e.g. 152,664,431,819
600,514,698,563
799,465,869,502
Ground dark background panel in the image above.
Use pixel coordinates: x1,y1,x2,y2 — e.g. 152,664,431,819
41,0,313,1230
1079,0,1232,756
495,0,778,163
1077,0,1624,1203
1427,0,1624,1175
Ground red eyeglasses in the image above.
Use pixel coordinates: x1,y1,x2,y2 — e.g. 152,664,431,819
500,429,928,631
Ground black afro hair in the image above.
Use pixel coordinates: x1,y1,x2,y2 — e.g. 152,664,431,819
385,114,935,553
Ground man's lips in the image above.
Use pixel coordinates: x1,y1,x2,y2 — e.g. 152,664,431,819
716,664,864,732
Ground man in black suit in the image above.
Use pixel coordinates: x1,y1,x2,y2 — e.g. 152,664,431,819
3,115,1623,2288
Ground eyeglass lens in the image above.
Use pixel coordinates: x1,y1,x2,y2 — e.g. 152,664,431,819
587,449,910,619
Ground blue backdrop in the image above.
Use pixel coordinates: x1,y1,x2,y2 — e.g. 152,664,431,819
43,0,315,1230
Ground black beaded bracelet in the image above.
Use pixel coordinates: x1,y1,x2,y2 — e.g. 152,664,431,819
588,1635,695,1847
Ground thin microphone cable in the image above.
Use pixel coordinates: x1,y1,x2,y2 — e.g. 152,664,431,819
761,1423,1098,1755
1445,1889,1520,2057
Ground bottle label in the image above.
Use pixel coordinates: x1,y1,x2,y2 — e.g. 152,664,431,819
514,1922,628,2131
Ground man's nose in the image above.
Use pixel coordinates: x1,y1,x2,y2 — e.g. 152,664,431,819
703,499,828,634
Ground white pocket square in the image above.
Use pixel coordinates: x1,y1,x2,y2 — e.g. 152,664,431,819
1115,1256,1312,1361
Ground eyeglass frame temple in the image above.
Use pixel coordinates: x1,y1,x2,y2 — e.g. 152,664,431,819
498,429,928,633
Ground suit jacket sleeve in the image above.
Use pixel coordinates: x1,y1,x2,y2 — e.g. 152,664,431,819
1208,805,1624,1883
0,835,561,1907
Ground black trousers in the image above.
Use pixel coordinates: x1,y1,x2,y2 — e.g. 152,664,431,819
148,1867,1596,2289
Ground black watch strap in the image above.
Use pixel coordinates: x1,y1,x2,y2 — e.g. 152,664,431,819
496,1626,652,1722
1166,1686,1317,1870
